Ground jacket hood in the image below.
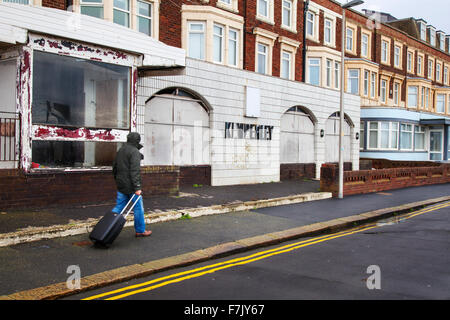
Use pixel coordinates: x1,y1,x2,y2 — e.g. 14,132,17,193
127,132,143,150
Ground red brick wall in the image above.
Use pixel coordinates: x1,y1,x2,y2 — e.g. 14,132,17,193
320,163,450,197
280,163,316,180
179,165,211,186
0,166,179,210
42,0,66,10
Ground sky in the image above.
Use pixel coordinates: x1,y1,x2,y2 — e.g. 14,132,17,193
335,0,450,34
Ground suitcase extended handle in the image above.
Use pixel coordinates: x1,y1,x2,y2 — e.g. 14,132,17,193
120,194,142,219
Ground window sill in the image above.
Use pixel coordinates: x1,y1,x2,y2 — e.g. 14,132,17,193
28,167,113,175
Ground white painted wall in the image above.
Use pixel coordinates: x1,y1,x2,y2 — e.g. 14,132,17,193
138,58,361,186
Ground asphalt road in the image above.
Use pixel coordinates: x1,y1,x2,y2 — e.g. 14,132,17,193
68,201,450,301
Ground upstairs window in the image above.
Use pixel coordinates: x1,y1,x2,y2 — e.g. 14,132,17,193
113,0,130,27
137,0,153,36
257,43,269,74
213,24,224,63
188,22,205,60
282,0,293,29
306,11,315,38
80,0,104,19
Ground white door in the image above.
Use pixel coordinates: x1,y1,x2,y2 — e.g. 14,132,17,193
280,107,315,164
325,115,351,163
429,128,443,161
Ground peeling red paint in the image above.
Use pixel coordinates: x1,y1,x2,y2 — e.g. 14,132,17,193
47,40,62,49
93,130,116,141
55,128,82,139
35,127,51,138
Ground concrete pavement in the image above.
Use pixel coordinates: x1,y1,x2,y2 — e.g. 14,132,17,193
0,181,448,300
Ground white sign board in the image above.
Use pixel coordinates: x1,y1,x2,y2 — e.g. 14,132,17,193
245,86,260,118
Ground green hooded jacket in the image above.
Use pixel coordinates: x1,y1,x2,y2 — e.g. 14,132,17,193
112,132,143,195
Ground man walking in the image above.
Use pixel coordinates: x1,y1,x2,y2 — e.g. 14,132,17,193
112,132,152,237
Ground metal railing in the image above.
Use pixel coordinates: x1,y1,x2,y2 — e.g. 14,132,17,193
0,112,20,162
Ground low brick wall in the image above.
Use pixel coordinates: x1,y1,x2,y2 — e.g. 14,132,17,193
320,163,450,197
362,158,440,169
179,165,211,186
280,163,316,180
0,166,179,210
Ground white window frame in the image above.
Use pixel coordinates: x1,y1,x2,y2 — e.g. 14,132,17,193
444,66,449,85
324,18,333,45
80,0,104,19
113,0,130,27
326,59,332,87
334,62,340,89
394,45,401,69
307,58,321,86
256,0,274,24
407,85,418,108
407,50,413,73
282,0,293,29
281,50,293,80
380,79,387,103
428,58,434,79
414,125,426,151
347,69,359,95
213,23,224,64
368,121,399,150
439,33,445,50
429,27,436,46
136,0,153,36
363,70,369,97
370,72,377,99
381,39,389,65
346,27,354,52
306,11,315,38
393,82,400,106
361,33,369,58
436,62,441,82
187,21,206,60
228,28,239,67
417,54,423,76
400,123,413,151
420,22,426,41
256,42,269,75
436,93,445,113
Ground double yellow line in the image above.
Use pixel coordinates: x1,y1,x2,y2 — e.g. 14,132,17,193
83,201,450,300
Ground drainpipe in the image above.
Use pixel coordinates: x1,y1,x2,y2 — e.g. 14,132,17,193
302,0,310,82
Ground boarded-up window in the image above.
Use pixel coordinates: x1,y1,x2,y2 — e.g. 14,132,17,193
144,92,210,166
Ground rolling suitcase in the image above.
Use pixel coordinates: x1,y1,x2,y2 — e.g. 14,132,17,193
89,194,141,247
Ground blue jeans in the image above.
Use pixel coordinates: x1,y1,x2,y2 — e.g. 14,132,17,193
112,192,146,233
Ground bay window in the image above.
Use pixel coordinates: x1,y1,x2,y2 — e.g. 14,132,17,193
368,121,399,150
